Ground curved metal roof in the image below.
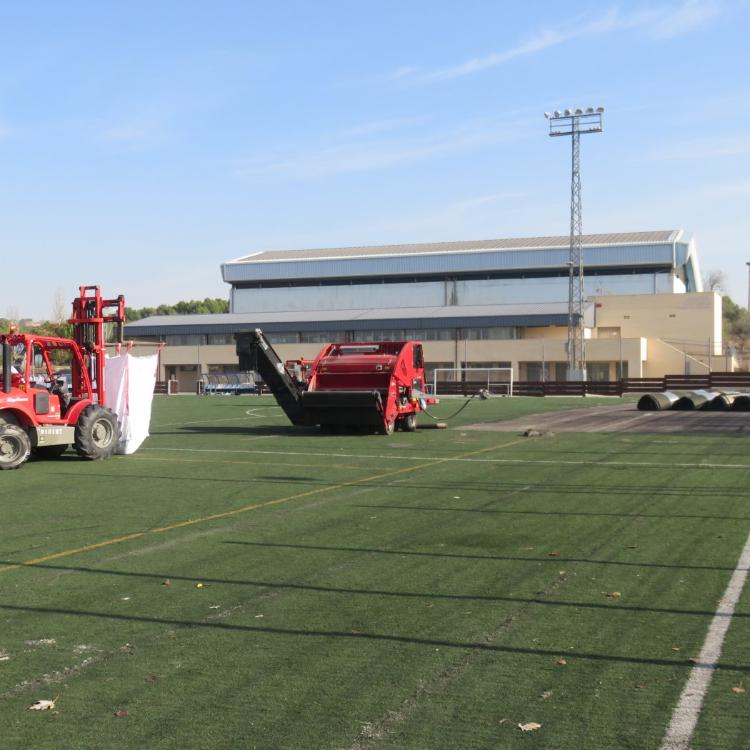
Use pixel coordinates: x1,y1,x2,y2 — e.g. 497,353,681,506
221,230,695,285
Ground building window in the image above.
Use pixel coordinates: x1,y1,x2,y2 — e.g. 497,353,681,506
587,362,611,382
463,327,517,340
300,331,341,343
207,333,235,345
165,334,204,346
597,327,621,338
268,332,300,344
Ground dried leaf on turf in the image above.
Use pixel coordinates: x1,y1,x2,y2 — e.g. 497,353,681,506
518,722,542,732
114,709,129,717
162,579,171,586
605,591,622,598
547,551,560,557
195,583,205,588
29,699,56,711
145,675,159,684
732,686,745,695
556,658,567,666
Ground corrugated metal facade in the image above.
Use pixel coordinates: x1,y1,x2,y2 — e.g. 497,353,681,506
222,244,679,283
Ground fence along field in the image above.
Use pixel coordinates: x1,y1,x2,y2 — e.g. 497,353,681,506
0,394,748,749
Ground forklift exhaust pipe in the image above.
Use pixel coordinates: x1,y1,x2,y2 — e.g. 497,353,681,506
2,340,11,393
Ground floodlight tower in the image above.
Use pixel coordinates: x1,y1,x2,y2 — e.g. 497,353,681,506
544,106,604,380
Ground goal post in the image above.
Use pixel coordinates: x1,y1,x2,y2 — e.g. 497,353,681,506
432,367,514,397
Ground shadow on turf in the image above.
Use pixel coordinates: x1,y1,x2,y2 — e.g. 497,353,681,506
46,471,750,509
1,600,748,673
224,540,741,574
158,425,404,437
159,425,317,437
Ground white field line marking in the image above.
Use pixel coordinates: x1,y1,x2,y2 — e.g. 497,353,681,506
141,447,750,471
660,529,750,750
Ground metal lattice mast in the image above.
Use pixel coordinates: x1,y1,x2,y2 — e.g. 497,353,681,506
545,106,604,380
568,121,584,375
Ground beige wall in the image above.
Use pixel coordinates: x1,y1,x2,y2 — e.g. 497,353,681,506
135,291,725,386
593,291,721,351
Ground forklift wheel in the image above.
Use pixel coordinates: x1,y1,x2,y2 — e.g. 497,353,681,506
401,413,417,432
0,424,31,470
74,405,120,460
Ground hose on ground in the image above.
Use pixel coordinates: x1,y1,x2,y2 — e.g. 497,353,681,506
420,389,489,422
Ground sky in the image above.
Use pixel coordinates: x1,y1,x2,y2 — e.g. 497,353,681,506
2,0,750,319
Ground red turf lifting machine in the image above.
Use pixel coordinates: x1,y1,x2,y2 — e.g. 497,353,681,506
236,329,437,434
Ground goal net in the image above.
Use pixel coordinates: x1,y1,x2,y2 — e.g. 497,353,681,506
431,368,514,397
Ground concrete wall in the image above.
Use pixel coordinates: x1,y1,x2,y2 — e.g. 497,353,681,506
593,291,721,350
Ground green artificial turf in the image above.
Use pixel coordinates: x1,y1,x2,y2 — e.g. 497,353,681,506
0,395,748,749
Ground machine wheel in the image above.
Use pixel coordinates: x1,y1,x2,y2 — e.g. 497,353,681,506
401,413,417,432
0,425,31,470
380,419,396,436
34,444,69,460
74,405,119,460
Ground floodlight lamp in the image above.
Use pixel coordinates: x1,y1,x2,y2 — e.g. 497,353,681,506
586,107,594,114
554,110,561,117
596,106,605,113
564,108,572,116
575,108,583,115
544,112,550,119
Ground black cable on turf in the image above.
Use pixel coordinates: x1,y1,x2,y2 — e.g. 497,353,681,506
420,391,487,421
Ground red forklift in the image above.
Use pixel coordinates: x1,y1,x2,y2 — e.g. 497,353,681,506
0,286,125,470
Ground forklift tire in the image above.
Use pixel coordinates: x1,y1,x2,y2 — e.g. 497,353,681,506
0,424,31,470
401,413,417,432
0,410,19,426
74,405,119,460
380,419,396,436
34,444,69,460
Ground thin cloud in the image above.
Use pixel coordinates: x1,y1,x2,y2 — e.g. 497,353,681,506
693,179,750,199
336,116,430,139
448,192,526,215
651,134,750,160
405,1,721,82
650,0,720,38
100,116,166,145
239,118,531,179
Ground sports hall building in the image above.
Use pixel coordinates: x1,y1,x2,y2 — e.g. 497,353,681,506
126,230,725,393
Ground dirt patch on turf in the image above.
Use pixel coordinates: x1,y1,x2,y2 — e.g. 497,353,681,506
463,404,750,434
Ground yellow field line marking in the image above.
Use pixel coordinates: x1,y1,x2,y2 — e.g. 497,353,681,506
0,438,527,575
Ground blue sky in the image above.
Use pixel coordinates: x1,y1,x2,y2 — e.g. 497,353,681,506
2,0,750,319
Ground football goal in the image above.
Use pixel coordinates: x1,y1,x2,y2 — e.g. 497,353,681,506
431,367,514,397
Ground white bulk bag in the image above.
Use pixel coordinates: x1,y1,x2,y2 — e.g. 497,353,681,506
104,353,159,455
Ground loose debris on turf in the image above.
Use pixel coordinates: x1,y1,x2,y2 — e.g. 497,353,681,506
518,722,542,732
29,698,57,711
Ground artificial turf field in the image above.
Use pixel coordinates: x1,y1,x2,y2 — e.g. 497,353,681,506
1,395,749,749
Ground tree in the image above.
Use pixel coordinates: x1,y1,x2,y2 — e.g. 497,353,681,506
51,287,67,323
722,295,750,358
125,298,229,321
704,269,727,293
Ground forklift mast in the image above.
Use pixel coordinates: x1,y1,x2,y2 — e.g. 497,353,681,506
70,286,126,406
